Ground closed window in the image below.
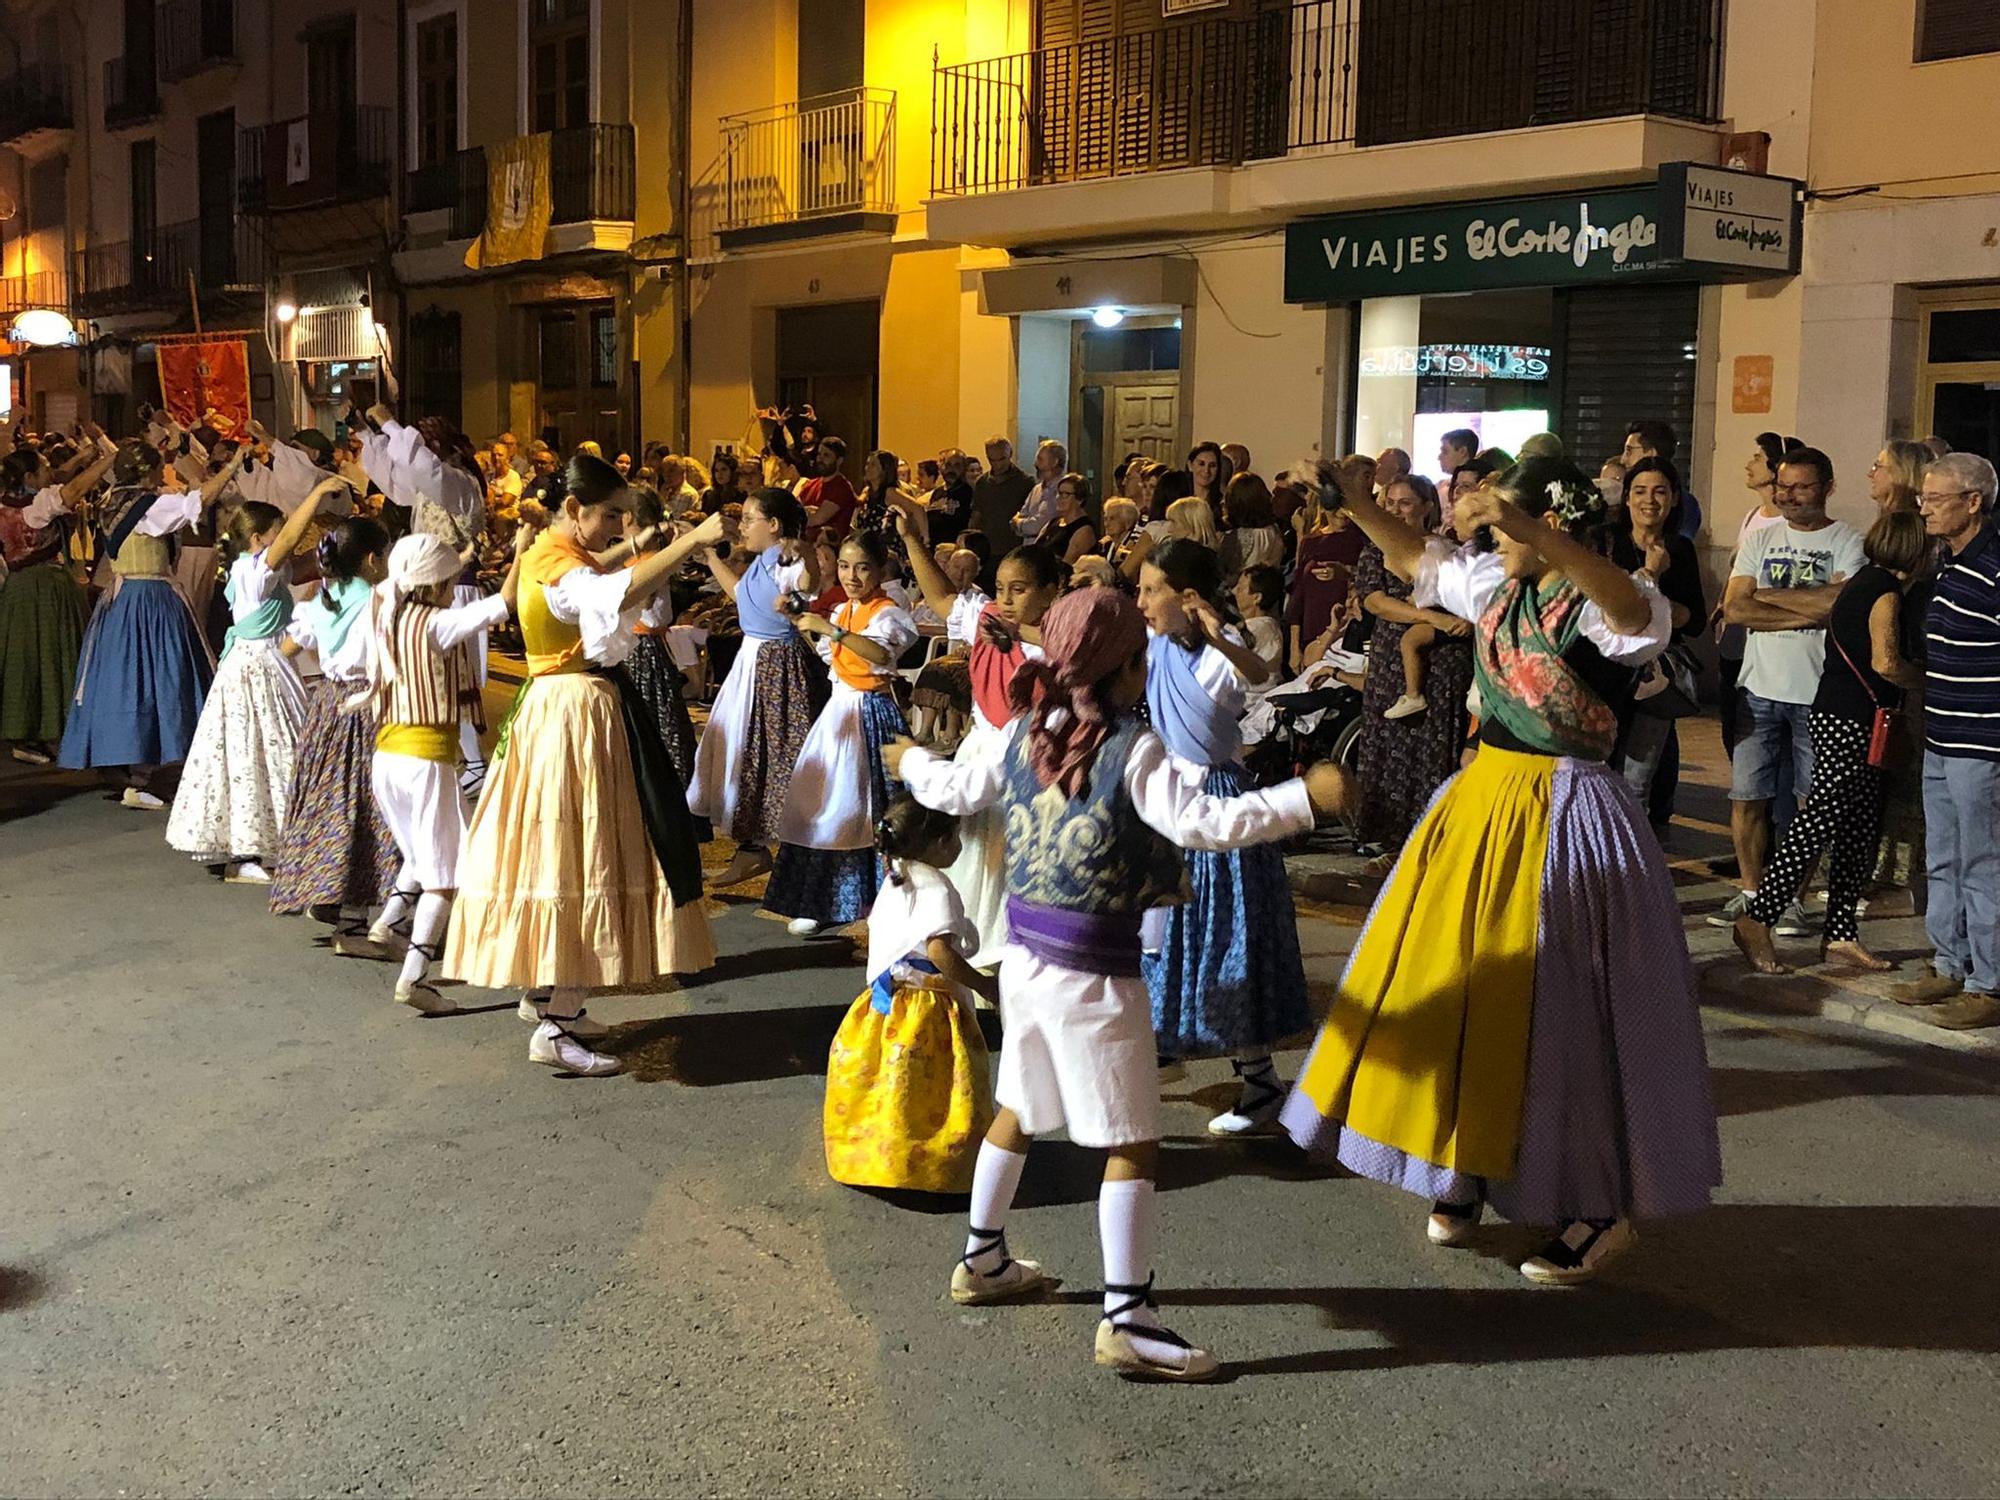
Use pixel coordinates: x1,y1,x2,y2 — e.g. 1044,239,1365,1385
1919,0,2000,60
27,157,65,232
591,308,617,387
530,0,590,132
414,12,458,168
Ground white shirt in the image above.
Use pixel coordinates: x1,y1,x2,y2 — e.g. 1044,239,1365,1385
899,719,1315,850
818,597,918,684
865,861,977,990
1242,617,1286,704
545,567,645,667
227,551,289,623
944,587,994,649
1732,519,1868,704
1417,543,1671,664
1017,478,1061,541
237,444,351,516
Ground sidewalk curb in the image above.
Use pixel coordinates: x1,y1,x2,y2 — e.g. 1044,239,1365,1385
1698,957,2000,1056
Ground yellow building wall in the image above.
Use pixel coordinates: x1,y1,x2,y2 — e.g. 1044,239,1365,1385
1185,241,1329,476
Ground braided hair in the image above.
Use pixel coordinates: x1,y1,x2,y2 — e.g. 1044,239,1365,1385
874,794,960,886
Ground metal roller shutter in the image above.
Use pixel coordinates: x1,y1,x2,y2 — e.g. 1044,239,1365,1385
1555,283,1701,471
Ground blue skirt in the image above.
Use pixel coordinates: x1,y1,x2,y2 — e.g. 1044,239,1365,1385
58,579,212,770
1145,762,1312,1059
764,690,907,927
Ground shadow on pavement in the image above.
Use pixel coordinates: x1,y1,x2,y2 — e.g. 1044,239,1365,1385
0,1265,51,1312
612,1001,854,1086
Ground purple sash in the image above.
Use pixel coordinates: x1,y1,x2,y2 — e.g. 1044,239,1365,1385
1006,897,1143,978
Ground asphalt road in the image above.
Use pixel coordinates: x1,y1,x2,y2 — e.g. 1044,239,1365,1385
4,763,1999,1498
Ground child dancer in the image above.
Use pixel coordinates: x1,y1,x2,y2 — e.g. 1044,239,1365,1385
0,432,112,763
269,517,399,938
1137,541,1310,1135
350,531,526,1012
824,795,996,1192
445,456,724,1074
688,487,823,887
894,504,1062,968
763,529,917,936
888,588,1346,1382
616,487,703,795
60,440,244,805
166,481,344,880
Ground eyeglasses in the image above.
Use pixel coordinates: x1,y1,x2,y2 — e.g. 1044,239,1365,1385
1773,483,1823,497
1919,489,1977,507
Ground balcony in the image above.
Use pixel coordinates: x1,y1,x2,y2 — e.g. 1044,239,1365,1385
0,270,70,324
719,88,897,249
398,124,633,279
931,0,1722,198
103,55,162,131
238,105,394,213
158,0,239,83
72,219,264,318
404,148,486,240
0,63,72,152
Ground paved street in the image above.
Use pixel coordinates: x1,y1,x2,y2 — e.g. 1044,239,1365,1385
5,744,1999,1499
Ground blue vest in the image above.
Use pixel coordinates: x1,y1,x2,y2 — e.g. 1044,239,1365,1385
1001,718,1186,916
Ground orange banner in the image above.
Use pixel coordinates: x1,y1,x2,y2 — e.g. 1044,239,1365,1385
157,340,252,437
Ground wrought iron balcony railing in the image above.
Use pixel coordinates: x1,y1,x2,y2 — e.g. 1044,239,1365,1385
405,123,634,241
238,104,394,212
158,0,238,83
720,87,897,234
0,270,70,323
103,55,162,130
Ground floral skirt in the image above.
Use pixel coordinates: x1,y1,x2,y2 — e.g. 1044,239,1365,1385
622,632,700,788
687,633,825,848
164,638,305,861
1282,745,1722,1224
270,680,401,915
824,978,994,1192
764,690,906,927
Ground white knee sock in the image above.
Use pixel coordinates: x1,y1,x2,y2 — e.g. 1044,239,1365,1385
963,1141,1028,1271
377,873,420,933
399,893,451,987
545,986,586,1022
1098,1177,1159,1326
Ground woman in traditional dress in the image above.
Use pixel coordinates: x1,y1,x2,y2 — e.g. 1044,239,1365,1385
1282,457,1722,1286
616,486,703,797
444,455,724,1077
59,440,246,807
1136,540,1310,1136
892,502,1063,969
687,487,823,888
889,588,1346,1382
762,529,917,936
268,516,401,938
165,477,349,881
0,432,114,763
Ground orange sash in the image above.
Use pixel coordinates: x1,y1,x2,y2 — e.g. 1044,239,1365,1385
831,594,897,692
520,529,600,676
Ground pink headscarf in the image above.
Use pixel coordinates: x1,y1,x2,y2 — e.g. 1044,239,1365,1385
1009,587,1148,798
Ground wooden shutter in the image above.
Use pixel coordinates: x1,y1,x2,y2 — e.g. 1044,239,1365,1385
1555,284,1701,475
1919,0,2000,61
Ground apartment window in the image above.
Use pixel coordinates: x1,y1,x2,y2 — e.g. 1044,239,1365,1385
27,157,65,232
410,306,463,433
414,12,459,167
590,308,617,387
529,0,590,133
798,0,864,99
1919,0,2000,60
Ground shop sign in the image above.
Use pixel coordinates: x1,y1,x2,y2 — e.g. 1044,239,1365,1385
1285,171,1801,303
1658,163,1802,275
1359,342,1552,381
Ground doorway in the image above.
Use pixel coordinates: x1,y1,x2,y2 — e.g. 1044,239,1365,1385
1917,292,2000,460
776,300,879,482
1070,315,1182,496
535,301,622,456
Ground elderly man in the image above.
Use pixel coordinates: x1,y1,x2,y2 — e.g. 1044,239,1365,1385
1895,453,2000,1030
972,436,1033,543
1374,448,1411,493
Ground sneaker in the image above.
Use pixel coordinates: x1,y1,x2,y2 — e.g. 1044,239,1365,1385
1426,1199,1483,1247
948,1249,1054,1306
528,1020,622,1077
1928,992,2000,1031
1705,890,1754,928
395,980,458,1016
225,861,273,884
1773,902,1817,939
1891,967,1962,1006
1382,692,1428,722
787,917,823,938
1520,1218,1636,1286
1094,1278,1220,1383
514,996,609,1038
120,786,165,811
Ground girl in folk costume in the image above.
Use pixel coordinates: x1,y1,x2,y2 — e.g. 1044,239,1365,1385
892,501,1062,969
444,456,725,1076
888,589,1347,1382
59,440,247,808
1283,458,1722,1285
1135,540,1312,1136
353,403,492,796
166,479,350,880
762,529,918,937
347,531,527,1013
268,517,401,937
0,432,115,764
615,485,703,799
823,796,997,1193
687,487,823,888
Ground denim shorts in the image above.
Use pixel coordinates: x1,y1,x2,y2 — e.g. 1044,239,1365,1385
1729,690,1814,802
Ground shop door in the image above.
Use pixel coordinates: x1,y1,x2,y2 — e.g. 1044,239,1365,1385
536,302,623,456
1917,296,2000,460
1107,382,1180,467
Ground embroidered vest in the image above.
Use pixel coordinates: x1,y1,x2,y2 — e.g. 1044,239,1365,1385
1001,719,1187,915
384,601,466,727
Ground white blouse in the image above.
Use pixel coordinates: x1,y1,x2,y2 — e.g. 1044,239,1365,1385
865,861,978,990
1415,542,1671,664
544,566,644,667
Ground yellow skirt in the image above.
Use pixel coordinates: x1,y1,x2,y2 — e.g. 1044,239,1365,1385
824,979,994,1193
1291,744,1550,1181
445,674,715,989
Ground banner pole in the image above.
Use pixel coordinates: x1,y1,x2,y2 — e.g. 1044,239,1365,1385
188,271,203,337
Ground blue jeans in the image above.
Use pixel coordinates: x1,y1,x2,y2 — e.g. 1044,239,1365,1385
1923,752,2000,995
1730,691,1812,806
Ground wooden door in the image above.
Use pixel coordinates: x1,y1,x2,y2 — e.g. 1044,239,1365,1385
1107,381,1180,467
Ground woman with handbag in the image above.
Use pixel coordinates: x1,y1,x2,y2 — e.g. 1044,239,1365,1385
1614,459,1706,824
1734,510,1928,974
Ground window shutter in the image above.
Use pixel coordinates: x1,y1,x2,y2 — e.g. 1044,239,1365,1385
1919,0,2000,61
1556,284,1701,476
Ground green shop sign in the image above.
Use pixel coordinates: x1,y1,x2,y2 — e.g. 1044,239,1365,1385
1284,173,1799,303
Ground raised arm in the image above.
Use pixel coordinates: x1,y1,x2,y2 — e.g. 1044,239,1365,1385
197,442,249,508
892,501,958,620
1457,487,1652,635
621,512,725,611
1324,485,1430,583
264,477,343,567
59,428,119,506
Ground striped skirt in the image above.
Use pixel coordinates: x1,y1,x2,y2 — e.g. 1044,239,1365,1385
270,679,401,916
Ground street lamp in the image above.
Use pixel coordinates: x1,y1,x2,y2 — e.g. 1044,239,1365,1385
1090,306,1126,329
8,308,75,346
274,301,298,324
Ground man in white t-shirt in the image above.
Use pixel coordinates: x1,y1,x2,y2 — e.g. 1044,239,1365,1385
1714,448,1867,928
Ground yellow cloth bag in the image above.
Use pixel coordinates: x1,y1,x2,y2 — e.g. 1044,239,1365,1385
824,979,994,1193
1292,745,1552,1180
